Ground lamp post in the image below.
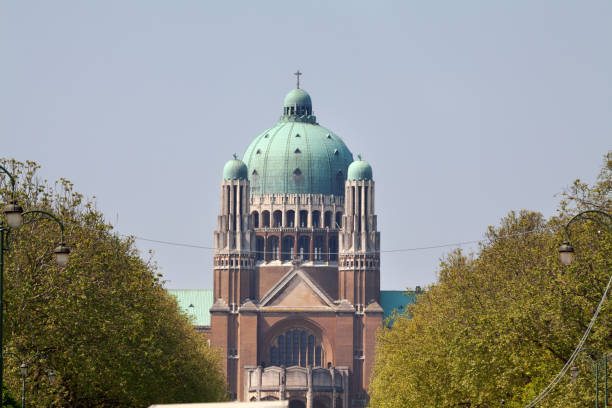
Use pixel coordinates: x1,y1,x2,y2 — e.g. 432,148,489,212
558,210,611,407
3,346,57,408
558,210,612,266
569,348,610,408
0,165,69,405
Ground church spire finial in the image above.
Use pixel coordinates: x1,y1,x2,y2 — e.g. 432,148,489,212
294,70,302,89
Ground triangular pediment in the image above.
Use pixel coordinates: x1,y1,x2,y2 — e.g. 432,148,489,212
260,268,335,310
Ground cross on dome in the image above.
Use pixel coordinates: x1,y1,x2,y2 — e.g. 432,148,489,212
294,70,302,89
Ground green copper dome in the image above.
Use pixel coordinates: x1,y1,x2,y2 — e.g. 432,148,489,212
281,88,315,123
223,158,248,180
243,89,353,195
347,158,373,181
284,89,312,110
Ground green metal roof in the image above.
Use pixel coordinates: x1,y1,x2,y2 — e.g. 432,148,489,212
241,88,354,196
380,290,417,326
168,289,214,326
168,289,417,328
347,159,373,181
243,121,353,195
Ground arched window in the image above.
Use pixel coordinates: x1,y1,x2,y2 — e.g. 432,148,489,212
273,210,283,227
252,211,259,228
324,211,332,228
282,236,295,261
268,236,279,261
262,211,270,228
255,236,265,261
286,210,295,227
312,211,321,228
299,210,308,227
269,329,324,368
298,236,310,261
335,212,342,229
328,236,338,262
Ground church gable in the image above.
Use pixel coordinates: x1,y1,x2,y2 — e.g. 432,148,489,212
260,268,334,309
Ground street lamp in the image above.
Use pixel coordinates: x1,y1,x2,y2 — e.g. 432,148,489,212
53,243,71,267
48,369,56,385
558,210,611,408
569,348,610,408
3,202,23,229
558,210,611,265
0,165,70,406
558,241,575,266
3,346,57,408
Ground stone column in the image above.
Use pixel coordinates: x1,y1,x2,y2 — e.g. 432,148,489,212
330,367,337,408
264,234,268,262
342,371,349,408
279,366,286,401
256,365,262,401
306,365,313,408
309,231,314,261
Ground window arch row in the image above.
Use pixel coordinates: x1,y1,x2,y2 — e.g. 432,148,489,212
253,235,338,262
251,210,342,229
269,328,324,368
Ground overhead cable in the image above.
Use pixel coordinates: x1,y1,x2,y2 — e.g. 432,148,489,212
121,225,556,255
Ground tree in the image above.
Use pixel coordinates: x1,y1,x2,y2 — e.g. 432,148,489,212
369,152,612,408
2,385,19,408
1,159,227,407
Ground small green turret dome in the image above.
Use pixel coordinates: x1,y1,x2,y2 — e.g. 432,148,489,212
347,158,373,181
223,157,248,180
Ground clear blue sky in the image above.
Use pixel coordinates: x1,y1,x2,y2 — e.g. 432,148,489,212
1,1,610,290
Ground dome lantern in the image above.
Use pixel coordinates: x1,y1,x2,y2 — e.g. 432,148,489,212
281,89,316,123
281,72,316,124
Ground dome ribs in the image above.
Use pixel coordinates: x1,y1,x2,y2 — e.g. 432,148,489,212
240,88,354,195
302,123,314,194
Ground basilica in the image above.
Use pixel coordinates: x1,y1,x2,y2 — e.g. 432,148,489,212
167,77,418,408
208,77,382,408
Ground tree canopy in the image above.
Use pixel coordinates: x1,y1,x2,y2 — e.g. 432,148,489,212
1,159,226,407
370,153,612,408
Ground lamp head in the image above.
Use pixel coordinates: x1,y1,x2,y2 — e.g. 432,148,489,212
3,202,23,228
54,243,70,267
20,362,28,377
570,365,579,383
558,241,575,266
48,369,56,385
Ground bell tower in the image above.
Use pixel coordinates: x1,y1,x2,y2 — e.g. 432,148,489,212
211,156,256,398
213,156,255,306
339,157,380,308
339,157,382,397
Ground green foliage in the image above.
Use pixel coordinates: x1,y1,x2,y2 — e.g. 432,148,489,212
370,152,612,408
0,159,227,407
2,385,19,408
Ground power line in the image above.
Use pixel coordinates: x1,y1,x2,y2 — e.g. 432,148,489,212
122,225,556,255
